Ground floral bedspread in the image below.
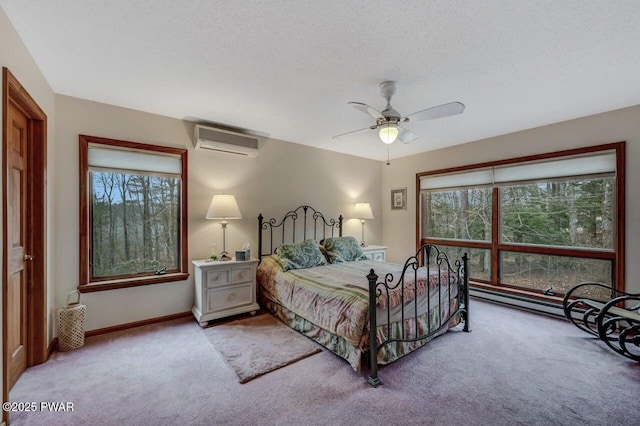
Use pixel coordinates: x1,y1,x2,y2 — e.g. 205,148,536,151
256,255,454,348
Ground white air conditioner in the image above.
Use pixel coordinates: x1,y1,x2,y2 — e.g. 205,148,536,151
194,124,259,157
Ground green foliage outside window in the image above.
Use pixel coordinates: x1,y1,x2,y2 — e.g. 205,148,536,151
422,176,615,295
500,178,614,249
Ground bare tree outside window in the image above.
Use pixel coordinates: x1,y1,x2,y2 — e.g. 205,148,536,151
500,178,614,250
91,171,180,278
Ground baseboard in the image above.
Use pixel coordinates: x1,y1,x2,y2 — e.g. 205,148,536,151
47,337,58,358
85,311,192,338
470,287,567,319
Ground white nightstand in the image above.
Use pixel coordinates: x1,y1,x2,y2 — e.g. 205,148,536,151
192,258,260,327
361,245,387,261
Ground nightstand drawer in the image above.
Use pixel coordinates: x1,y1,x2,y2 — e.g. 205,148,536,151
361,246,387,262
369,251,385,261
207,284,253,312
232,266,253,284
206,269,231,287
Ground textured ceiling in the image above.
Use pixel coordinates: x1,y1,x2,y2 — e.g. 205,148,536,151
2,1,640,161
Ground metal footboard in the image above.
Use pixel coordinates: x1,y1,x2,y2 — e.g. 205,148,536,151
366,244,470,387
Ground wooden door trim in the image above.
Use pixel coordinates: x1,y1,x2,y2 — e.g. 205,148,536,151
2,68,47,416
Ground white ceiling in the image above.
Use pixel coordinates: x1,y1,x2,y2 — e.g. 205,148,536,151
2,1,640,161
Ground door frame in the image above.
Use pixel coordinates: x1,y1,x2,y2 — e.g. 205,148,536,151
2,67,48,419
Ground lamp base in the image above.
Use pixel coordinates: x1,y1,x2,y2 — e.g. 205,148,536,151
219,252,232,261
360,221,367,247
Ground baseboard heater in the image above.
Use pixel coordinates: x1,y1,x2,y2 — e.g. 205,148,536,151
470,286,566,319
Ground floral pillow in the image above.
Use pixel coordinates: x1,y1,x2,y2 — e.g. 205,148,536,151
275,240,327,271
323,236,367,263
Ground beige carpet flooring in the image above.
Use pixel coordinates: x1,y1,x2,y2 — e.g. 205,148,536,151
8,299,640,425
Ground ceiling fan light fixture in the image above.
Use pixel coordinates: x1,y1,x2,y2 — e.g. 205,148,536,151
378,124,398,144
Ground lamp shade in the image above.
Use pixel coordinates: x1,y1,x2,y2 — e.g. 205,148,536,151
206,194,242,219
353,202,374,220
378,124,398,144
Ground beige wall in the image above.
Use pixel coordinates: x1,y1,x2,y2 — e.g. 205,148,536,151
382,105,640,294
55,95,382,331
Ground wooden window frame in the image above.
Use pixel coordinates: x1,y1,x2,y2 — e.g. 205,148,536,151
416,142,625,302
79,135,189,293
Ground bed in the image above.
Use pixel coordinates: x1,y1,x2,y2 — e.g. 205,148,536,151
257,205,470,386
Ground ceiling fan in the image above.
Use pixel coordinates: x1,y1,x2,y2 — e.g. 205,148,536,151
333,81,465,144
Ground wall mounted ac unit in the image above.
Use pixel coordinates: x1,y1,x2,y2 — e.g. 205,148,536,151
194,124,259,157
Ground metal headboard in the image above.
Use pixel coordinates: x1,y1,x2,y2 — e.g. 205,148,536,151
257,205,343,260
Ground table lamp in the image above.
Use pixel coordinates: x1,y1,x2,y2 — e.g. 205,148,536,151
206,194,242,261
353,202,374,247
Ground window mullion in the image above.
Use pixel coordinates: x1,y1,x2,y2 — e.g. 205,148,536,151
492,187,499,285
421,238,491,250
497,243,616,259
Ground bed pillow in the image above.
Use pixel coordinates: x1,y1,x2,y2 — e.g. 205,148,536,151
275,240,327,271
323,236,367,263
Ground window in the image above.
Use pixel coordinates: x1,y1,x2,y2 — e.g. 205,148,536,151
79,135,188,292
418,143,624,301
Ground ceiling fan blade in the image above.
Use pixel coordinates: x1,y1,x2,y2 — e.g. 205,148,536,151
332,126,374,139
397,127,418,144
404,101,465,122
348,102,385,120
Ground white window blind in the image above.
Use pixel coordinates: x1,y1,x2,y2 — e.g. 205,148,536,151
88,143,182,175
420,168,493,190
493,151,615,183
420,150,615,190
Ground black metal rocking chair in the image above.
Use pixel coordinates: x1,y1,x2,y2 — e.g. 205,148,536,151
563,282,640,362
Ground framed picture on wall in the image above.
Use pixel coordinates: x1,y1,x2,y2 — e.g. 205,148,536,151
391,188,407,210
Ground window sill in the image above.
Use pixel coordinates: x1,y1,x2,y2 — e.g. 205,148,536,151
78,272,190,293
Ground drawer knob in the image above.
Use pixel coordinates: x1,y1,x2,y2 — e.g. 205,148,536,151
228,293,235,301
239,271,246,278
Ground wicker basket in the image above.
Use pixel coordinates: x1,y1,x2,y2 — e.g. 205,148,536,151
58,290,86,352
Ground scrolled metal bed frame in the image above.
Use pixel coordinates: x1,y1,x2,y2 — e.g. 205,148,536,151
365,244,470,386
258,205,343,257
258,205,471,386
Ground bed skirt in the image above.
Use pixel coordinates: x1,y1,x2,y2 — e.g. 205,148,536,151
259,289,461,372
